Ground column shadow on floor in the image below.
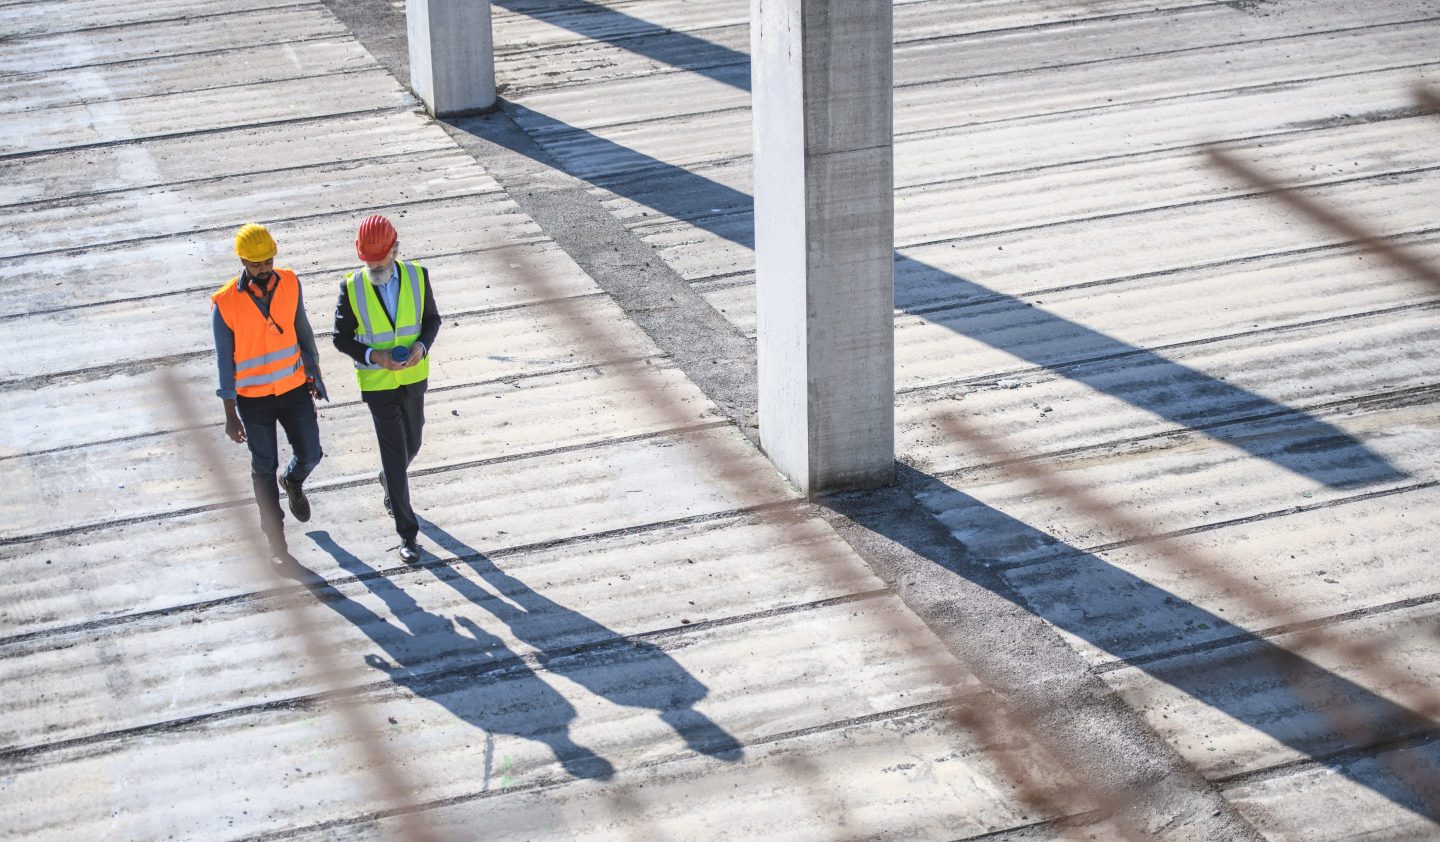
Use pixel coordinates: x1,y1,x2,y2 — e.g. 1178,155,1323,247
464,103,1406,492
826,467,1440,820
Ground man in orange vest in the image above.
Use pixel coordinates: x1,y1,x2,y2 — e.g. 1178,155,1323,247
212,222,327,564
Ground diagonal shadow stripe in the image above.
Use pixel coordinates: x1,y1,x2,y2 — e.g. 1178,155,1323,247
495,100,1406,491
494,0,753,91
837,465,1440,822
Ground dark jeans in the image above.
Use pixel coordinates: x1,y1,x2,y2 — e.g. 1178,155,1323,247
236,384,323,551
364,379,426,541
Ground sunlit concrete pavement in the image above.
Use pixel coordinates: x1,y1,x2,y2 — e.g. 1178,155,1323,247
3,0,1438,839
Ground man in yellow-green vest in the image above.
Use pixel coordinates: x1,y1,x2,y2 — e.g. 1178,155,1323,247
333,214,441,564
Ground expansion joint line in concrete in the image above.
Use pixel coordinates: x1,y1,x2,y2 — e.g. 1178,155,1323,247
614,105,1429,233
13,66,392,121
0,588,894,764
904,58,1440,132
0,354,659,464
0,1,325,44
1212,0,1271,12
948,810,1114,842
2,239,562,323
1216,729,1440,788
892,107,1434,196
891,163,1440,258
0,145,462,214
0,291,602,393
0,420,739,548
1061,479,1440,567
537,60,1440,186
499,0,1152,66
499,1,1220,97
898,224,1440,327
916,14,1440,88
925,382,1440,482
0,498,800,650
6,34,359,95
520,12,1440,107
0,102,420,163
903,296,1440,401
241,695,972,842
1,182,505,265
1095,588,1440,675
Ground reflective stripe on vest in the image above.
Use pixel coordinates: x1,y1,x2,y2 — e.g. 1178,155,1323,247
212,270,309,399
236,344,300,373
345,261,430,390
236,350,302,388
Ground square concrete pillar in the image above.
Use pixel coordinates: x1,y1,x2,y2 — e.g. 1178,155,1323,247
407,0,496,116
752,0,895,496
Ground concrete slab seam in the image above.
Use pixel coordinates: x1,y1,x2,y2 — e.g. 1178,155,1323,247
0,588,895,764
0,421,740,547
0,1,326,44
0,103,422,163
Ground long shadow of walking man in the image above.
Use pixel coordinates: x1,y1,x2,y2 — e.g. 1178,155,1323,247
300,530,615,781
419,519,744,762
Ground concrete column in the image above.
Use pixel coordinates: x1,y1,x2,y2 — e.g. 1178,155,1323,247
752,0,895,496
407,0,496,116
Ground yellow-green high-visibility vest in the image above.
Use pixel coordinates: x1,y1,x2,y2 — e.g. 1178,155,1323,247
345,260,431,391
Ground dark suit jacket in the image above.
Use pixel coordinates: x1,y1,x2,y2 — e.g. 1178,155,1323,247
333,264,442,377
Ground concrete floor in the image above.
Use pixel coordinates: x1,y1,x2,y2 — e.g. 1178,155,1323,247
3,0,1439,839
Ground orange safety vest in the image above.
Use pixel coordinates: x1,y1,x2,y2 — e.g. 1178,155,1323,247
211,269,309,399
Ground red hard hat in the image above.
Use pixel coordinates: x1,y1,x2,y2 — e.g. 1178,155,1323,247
355,214,398,262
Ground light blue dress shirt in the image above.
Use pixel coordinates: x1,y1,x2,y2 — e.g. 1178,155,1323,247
363,264,402,366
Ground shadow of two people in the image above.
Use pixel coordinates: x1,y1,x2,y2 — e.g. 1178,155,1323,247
289,524,742,784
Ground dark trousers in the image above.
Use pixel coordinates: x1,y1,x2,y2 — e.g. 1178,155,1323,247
364,379,426,541
236,385,323,551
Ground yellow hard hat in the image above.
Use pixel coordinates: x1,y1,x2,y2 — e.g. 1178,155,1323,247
234,223,277,262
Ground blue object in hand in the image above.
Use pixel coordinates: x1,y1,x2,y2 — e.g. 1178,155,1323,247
390,345,409,363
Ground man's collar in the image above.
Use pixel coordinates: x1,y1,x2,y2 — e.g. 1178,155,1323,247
239,270,277,294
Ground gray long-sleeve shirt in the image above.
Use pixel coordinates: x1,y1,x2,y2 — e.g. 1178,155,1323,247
212,273,321,400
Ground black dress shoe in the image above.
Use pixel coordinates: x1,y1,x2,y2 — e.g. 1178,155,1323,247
398,539,420,564
379,470,392,516
282,476,311,522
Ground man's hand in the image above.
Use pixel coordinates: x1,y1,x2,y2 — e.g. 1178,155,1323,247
223,399,246,443
401,342,426,369
309,365,326,399
370,349,403,371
